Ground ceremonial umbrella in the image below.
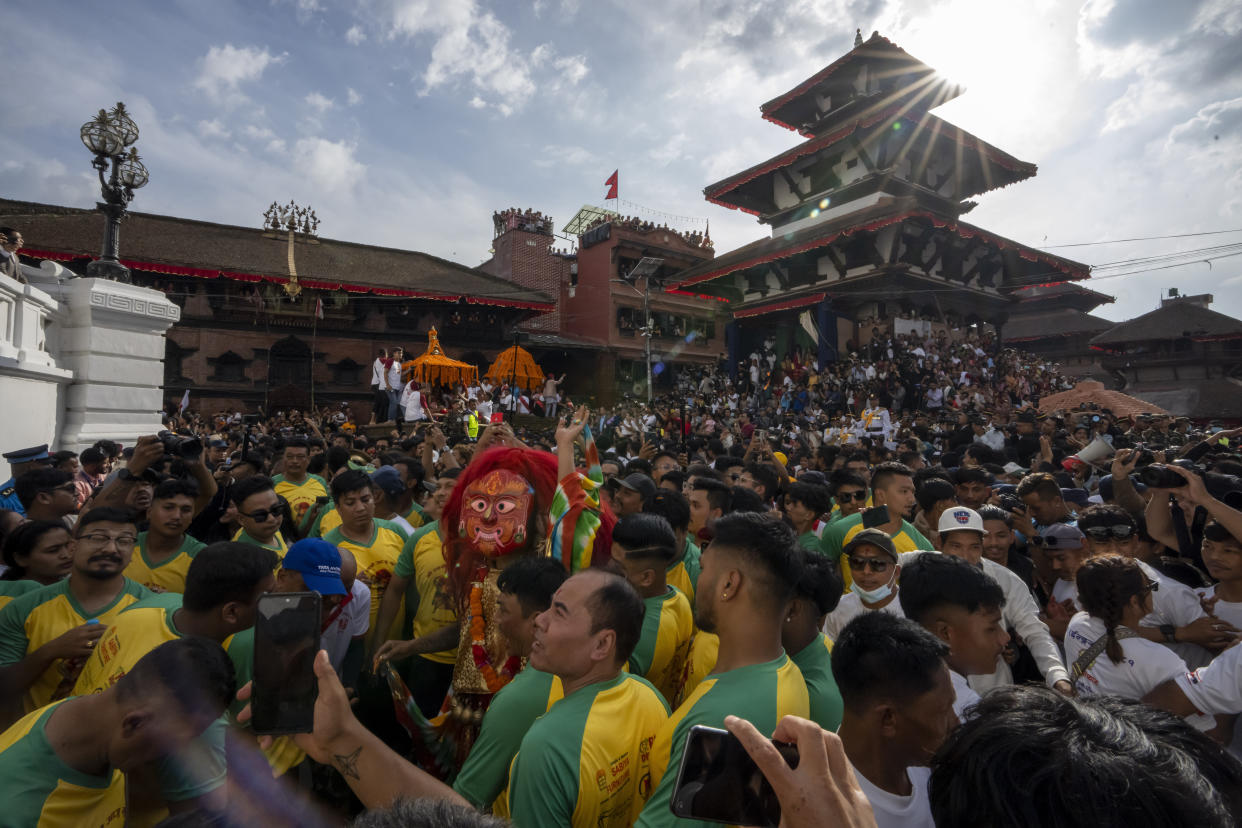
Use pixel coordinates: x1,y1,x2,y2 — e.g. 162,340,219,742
402,327,479,388
485,344,545,389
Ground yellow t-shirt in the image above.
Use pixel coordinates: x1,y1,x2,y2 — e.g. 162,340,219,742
273,474,329,526
322,519,409,633
0,701,126,827
0,579,152,713
627,586,694,705
665,538,701,608
124,533,207,594
408,528,458,665
508,673,670,827
677,631,719,708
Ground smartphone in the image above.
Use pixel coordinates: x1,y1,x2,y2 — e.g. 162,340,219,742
251,592,321,735
861,505,890,529
670,725,798,827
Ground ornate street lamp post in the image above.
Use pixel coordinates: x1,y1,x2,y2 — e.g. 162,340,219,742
80,102,148,283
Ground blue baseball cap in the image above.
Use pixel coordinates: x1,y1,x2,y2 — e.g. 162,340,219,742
282,539,346,595
370,465,405,498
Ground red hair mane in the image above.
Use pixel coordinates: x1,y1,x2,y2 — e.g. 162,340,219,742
442,446,614,604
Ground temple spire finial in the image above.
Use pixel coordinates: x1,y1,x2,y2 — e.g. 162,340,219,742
854,28,862,47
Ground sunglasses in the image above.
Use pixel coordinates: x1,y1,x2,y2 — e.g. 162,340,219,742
242,507,284,522
847,556,892,573
1029,535,1081,548
1084,525,1136,541
836,490,868,503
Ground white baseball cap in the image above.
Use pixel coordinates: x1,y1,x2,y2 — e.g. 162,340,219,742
938,506,984,535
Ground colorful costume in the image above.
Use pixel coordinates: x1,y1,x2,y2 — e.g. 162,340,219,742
390,426,613,776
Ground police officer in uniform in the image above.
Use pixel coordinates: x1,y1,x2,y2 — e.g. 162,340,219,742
0,444,53,515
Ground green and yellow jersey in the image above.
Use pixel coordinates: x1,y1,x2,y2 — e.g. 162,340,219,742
322,519,409,634
394,520,441,639
665,538,701,607
404,501,427,530
454,666,564,815
307,507,342,539
790,633,842,731
0,579,152,713
0,701,125,827
71,593,232,825
636,653,809,828
399,526,457,664
508,673,670,828
230,528,288,559
628,586,694,705
124,533,207,594
272,473,329,526
0,579,41,612
796,529,827,557
821,513,933,590
677,631,719,707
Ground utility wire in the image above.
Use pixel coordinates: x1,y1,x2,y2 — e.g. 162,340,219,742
1040,228,1242,249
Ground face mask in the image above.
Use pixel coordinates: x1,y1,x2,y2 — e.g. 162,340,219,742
851,569,896,604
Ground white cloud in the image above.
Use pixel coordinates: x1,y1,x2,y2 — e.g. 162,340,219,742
305,91,335,113
267,138,288,154
468,96,487,109
533,144,599,169
345,24,366,45
346,87,363,106
553,55,588,86
292,137,366,192
380,0,589,115
243,124,276,141
194,44,285,105
197,118,231,139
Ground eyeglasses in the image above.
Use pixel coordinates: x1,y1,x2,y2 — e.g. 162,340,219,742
1029,535,1081,548
1139,581,1160,597
837,490,868,502
53,484,77,495
847,556,892,573
79,532,137,548
241,507,284,522
1084,525,1136,541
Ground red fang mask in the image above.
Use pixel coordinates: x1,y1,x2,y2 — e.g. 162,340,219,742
459,470,534,557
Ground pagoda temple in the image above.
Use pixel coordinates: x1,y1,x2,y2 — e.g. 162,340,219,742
669,31,1093,367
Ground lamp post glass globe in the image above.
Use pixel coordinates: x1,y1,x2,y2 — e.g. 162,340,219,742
106,102,139,148
80,111,123,157
118,149,149,190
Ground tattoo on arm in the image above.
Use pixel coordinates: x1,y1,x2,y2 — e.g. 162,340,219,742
333,746,362,780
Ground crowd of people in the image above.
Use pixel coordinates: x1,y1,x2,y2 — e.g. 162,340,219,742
1,324,1241,827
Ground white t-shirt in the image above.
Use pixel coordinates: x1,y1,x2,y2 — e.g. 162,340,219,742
823,591,905,641
1052,577,1079,608
371,358,386,388
1064,613,1201,709
950,669,981,720
322,579,372,673
385,360,403,390
853,765,936,828
1197,585,1242,630
1176,641,1242,716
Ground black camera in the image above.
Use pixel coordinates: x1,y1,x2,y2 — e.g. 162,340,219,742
999,493,1025,513
1137,463,1242,508
157,430,203,459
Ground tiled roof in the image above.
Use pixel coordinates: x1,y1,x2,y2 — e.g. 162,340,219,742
1090,301,1242,346
0,198,553,308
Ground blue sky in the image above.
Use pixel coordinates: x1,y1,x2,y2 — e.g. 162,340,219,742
2,0,1240,321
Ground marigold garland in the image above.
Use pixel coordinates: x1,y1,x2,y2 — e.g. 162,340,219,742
469,569,520,693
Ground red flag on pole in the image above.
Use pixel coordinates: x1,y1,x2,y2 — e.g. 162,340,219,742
604,170,618,201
